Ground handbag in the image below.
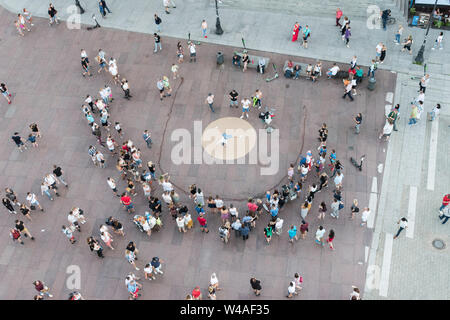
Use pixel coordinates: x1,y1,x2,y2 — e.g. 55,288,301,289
338,202,344,210
30,205,36,210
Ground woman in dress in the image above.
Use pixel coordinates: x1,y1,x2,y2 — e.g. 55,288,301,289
292,22,300,42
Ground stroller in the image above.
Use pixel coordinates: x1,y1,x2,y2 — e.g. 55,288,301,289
133,215,147,233
282,184,297,202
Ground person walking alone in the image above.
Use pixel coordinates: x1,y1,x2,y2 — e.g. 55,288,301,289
344,26,351,48
432,32,444,50
154,14,162,32
354,113,362,134
205,93,215,113
0,83,12,104
201,20,208,38
154,33,162,53
393,217,408,239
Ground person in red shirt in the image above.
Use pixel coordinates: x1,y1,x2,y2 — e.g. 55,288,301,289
120,193,135,213
440,194,450,212
10,228,24,245
336,8,343,27
197,213,209,233
192,286,202,300
247,199,258,216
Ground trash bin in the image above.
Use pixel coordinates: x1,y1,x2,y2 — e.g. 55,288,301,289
367,77,376,91
217,52,224,65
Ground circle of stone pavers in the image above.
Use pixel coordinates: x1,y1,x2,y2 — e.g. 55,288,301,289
202,117,257,161
432,239,446,250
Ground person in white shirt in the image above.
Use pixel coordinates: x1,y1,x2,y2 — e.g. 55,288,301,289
161,179,173,192
327,63,340,78
293,273,303,292
176,216,186,232
26,192,43,211
72,207,86,224
375,42,383,61
229,204,238,220
210,273,220,290
240,98,251,119
315,226,326,246
275,217,284,235
419,74,430,93
334,172,344,190
393,217,408,239
360,207,371,226
162,191,172,205
350,286,361,300
44,173,60,197
432,32,444,50
188,42,196,62
68,211,81,232
429,103,441,121
205,93,215,113
106,177,119,196
342,81,354,101
286,281,297,298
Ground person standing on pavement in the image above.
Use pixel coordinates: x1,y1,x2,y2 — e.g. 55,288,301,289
1,83,12,104
388,104,400,131
157,78,165,101
197,213,209,233
25,192,42,212
163,0,176,14
11,132,27,152
188,42,197,62
62,225,76,244
98,1,106,18
327,229,335,250
393,217,408,239
3,197,16,214
142,130,152,148
439,194,450,212
429,103,441,121
201,20,208,38
432,32,444,50
154,14,162,32
379,44,387,64
344,26,351,48
33,280,53,298
154,33,162,53
342,79,354,101
336,8,343,27
354,113,362,134
229,89,239,108
53,165,68,188
438,206,450,225
177,41,184,63
240,97,251,119
360,207,371,227
419,74,430,93
315,226,326,246
48,3,60,26
205,93,215,113
401,35,413,55
408,104,419,126
286,281,297,298
379,120,394,140
350,199,359,220
171,63,179,79
121,78,132,99
250,277,262,296
15,220,34,240
302,25,311,48
394,24,403,45
288,225,298,243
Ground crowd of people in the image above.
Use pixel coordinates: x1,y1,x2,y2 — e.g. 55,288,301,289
2,2,448,301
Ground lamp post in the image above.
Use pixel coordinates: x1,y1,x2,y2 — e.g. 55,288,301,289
414,0,438,64
215,0,223,35
75,0,85,14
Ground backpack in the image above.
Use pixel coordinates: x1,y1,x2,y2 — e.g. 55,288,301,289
219,227,226,238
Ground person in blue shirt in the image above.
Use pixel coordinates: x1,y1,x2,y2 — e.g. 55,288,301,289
142,130,152,148
195,204,205,215
240,225,249,240
288,225,298,243
270,204,278,218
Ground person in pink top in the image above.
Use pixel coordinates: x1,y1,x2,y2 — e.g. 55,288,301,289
336,8,343,27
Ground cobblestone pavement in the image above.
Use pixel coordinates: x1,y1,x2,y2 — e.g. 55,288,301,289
0,7,396,299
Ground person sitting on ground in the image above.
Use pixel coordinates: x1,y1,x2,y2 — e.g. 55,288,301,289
232,54,241,67
306,64,313,79
284,60,294,78
293,65,301,79
257,58,266,74
327,63,340,79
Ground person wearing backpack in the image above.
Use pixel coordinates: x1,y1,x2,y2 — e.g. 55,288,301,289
302,25,311,48
154,14,162,32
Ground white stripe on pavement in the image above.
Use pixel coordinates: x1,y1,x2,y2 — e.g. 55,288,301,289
385,92,394,104
406,186,418,239
427,118,439,191
365,246,369,263
367,177,378,229
379,233,394,297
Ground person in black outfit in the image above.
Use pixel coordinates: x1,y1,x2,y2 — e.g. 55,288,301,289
101,0,112,13
2,197,16,214
250,278,262,296
330,160,343,178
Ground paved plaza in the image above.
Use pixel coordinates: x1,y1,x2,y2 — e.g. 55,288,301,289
0,5,398,300
0,0,449,300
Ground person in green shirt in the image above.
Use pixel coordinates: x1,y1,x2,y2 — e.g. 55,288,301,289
408,105,418,125
355,66,364,83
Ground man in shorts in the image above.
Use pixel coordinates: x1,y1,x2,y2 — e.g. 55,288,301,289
120,193,135,213
188,42,197,62
11,132,27,152
229,89,239,108
157,79,165,101
240,98,251,119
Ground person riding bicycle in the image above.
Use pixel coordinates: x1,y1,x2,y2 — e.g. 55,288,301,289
381,9,391,30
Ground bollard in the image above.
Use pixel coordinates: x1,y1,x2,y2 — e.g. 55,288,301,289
216,52,224,65
367,77,376,91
